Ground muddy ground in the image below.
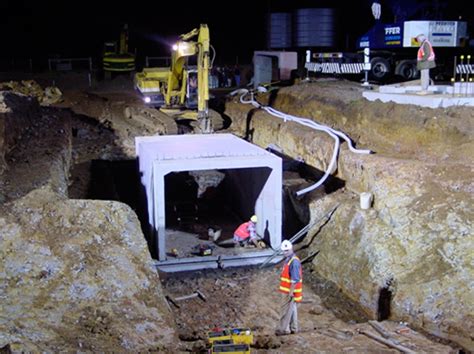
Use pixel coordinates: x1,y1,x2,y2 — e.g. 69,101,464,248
162,266,455,353
0,73,468,352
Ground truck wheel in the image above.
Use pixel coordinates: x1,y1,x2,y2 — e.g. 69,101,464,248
396,60,419,80
370,57,391,80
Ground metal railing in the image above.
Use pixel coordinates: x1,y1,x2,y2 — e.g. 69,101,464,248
48,57,93,72
452,54,473,96
0,58,34,72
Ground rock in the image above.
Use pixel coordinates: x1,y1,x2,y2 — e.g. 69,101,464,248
253,335,281,349
309,305,325,316
0,191,178,351
189,170,225,198
0,93,177,352
0,80,62,106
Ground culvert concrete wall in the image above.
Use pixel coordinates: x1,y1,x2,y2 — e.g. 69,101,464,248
135,133,282,261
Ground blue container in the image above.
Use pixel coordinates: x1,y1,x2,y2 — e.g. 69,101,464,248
294,8,337,47
267,12,292,49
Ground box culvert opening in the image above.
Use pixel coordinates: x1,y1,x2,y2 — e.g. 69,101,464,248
158,166,273,260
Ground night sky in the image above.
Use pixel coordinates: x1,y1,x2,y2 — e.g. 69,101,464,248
1,0,471,67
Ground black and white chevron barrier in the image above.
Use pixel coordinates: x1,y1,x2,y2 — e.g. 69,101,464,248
305,62,366,74
456,64,474,74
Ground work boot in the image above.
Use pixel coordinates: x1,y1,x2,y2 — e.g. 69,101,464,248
275,330,291,336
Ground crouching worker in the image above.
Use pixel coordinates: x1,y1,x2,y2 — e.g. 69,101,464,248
233,215,260,247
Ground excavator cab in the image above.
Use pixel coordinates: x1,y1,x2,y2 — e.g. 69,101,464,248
186,69,199,109
103,42,117,56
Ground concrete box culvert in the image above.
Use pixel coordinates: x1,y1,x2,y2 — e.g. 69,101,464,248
135,134,282,269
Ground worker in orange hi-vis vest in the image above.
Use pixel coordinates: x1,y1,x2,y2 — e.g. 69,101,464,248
233,215,260,247
416,33,436,94
275,240,303,336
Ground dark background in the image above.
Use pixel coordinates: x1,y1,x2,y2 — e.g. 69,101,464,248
1,0,471,67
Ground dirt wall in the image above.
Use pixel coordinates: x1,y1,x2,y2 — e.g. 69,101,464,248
224,80,473,350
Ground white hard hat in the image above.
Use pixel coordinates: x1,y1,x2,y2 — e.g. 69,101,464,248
250,215,258,223
281,240,293,251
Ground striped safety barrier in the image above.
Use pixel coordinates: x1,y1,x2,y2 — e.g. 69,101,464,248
305,62,365,74
456,64,474,74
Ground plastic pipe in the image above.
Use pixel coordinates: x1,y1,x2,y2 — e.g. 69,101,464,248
232,88,372,195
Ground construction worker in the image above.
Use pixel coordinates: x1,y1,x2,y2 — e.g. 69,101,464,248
233,215,259,247
275,240,302,336
416,33,436,94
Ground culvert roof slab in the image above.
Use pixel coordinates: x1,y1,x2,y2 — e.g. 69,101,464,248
136,133,273,161
135,133,283,267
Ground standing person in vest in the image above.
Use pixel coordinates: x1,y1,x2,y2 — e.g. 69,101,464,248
416,33,436,94
275,240,302,336
233,215,260,247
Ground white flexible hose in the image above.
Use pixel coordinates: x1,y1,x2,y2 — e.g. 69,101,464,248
231,88,372,196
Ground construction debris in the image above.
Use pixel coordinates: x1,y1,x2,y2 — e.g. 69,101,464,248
318,328,354,341
358,328,417,354
166,290,207,308
368,320,391,338
0,80,62,105
175,290,207,302
208,226,222,242
194,243,215,256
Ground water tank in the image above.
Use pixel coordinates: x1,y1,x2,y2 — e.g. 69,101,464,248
294,8,337,47
267,13,292,49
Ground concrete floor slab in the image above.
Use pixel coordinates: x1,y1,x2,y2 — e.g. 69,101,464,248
136,133,282,261
363,83,474,108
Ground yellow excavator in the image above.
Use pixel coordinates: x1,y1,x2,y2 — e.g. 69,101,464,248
103,24,136,79
134,24,212,132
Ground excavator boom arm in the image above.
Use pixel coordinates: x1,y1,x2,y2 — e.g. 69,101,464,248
134,24,212,131
165,24,210,117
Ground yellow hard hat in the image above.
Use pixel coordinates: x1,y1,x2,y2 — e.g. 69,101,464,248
250,215,258,223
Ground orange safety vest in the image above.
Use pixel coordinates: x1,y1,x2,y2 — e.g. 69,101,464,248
279,255,303,302
234,221,251,240
417,40,435,61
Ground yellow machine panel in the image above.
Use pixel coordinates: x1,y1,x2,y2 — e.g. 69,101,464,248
208,328,253,354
